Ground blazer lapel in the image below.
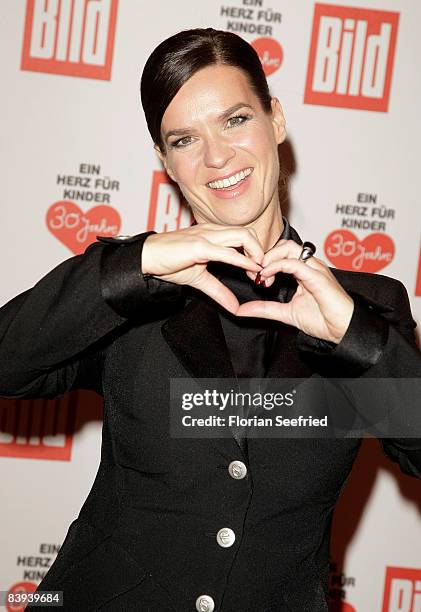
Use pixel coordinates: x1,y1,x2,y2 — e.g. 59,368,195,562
161,290,237,380
161,291,246,457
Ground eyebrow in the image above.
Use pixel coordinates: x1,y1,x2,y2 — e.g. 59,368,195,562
163,102,254,142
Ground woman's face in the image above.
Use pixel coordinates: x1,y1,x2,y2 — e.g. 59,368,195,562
157,64,286,228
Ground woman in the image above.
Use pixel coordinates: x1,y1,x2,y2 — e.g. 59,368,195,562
1,28,420,612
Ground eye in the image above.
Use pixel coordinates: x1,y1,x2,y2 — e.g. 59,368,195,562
170,136,194,149
226,114,252,128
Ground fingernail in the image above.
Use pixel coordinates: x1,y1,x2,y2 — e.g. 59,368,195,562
254,272,262,285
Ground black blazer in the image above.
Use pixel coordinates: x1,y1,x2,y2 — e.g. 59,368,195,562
1,225,420,612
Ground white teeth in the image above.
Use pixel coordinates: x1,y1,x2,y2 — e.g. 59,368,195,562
207,168,252,189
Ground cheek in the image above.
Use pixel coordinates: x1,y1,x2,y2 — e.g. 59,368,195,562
170,154,200,187
235,124,277,157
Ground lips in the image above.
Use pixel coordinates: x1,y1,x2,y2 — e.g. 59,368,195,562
206,167,253,200
206,167,253,190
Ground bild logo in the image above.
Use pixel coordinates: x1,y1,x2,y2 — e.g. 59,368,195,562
304,3,399,111
382,566,421,612
21,0,118,80
147,171,194,232
0,394,76,461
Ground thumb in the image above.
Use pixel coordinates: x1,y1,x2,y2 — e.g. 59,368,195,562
193,270,240,314
236,300,294,324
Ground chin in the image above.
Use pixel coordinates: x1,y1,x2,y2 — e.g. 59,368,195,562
227,204,264,224
214,196,259,217
217,214,260,227
191,194,263,226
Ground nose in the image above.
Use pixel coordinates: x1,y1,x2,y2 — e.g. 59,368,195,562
203,135,235,169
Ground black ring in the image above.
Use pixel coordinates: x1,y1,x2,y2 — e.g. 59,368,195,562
298,241,316,262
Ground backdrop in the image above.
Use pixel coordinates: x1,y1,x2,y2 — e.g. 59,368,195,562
1,1,420,611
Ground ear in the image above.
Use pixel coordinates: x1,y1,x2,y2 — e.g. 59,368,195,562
270,98,286,145
154,144,177,182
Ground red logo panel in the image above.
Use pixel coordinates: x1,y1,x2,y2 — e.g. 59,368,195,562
46,201,121,254
324,229,394,272
0,394,76,461
304,3,399,111
382,566,421,612
6,582,37,612
21,0,118,80
147,171,194,232
251,37,283,76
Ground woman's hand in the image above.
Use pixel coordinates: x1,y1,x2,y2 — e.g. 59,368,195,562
141,224,264,314
237,239,354,344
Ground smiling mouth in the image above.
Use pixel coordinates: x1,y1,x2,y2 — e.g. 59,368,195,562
206,167,253,189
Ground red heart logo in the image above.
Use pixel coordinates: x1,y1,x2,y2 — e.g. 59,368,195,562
324,230,395,272
251,37,283,76
46,201,121,255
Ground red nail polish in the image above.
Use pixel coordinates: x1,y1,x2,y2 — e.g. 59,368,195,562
254,272,262,285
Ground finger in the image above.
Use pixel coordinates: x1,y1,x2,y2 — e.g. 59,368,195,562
236,299,294,324
245,270,257,282
259,258,328,299
202,227,264,264
193,270,240,314
244,269,277,287
204,242,262,272
261,254,327,279
262,275,276,288
261,239,302,268
262,241,328,277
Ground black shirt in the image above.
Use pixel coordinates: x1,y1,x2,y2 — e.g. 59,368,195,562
208,217,295,380
206,219,297,454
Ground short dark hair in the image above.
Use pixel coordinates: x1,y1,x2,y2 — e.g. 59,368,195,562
140,28,272,153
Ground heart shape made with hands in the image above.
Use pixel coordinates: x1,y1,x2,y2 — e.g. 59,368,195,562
226,240,354,344
46,201,121,255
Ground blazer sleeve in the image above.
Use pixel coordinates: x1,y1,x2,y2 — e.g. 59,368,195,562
0,232,182,400
296,276,421,478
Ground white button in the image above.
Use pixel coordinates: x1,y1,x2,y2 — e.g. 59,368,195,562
228,460,247,480
216,527,235,548
196,594,215,611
